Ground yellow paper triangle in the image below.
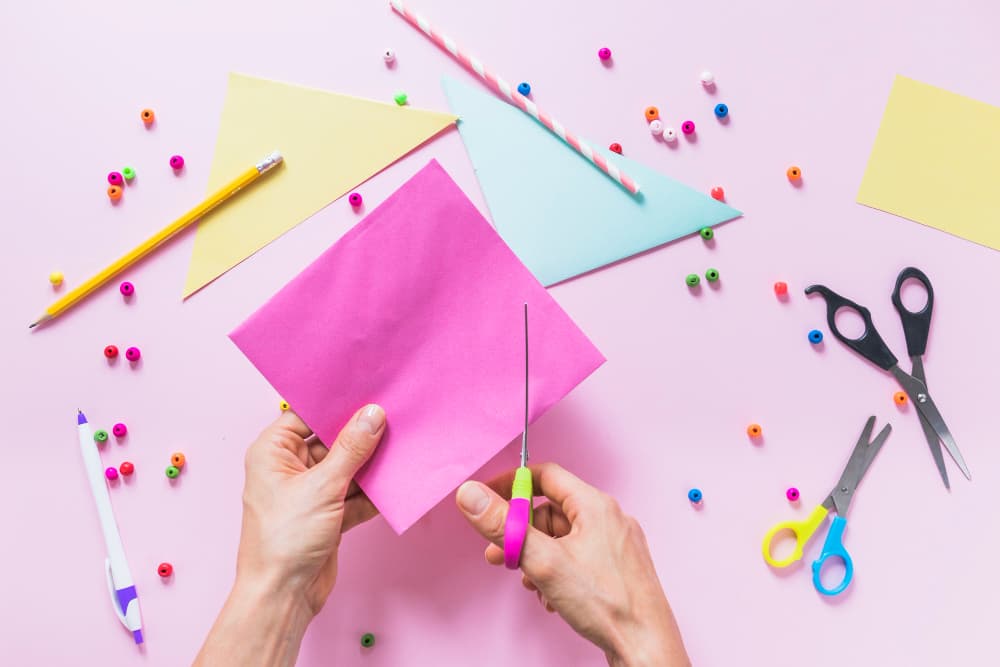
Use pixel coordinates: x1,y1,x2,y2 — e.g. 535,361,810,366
183,73,457,297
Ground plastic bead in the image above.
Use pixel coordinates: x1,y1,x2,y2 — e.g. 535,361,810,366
165,465,180,479
700,71,715,86
598,47,612,61
157,562,173,577
361,633,376,648
279,400,290,412
714,103,729,119
171,452,186,469
644,106,660,122
105,467,119,481
383,48,396,64
649,120,664,136
699,227,714,241
94,430,109,443
893,391,908,406
394,91,408,106
141,108,155,125
104,345,119,359
169,155,185,170
517,82,531,96
710,187,725,201
705,268,719,282
125,346,141,362
747,423,763,439
681,120,696,135
808,329,824,345
608,142,623,154
107,185,122,202
113,423,128,438
663,128,677,142
786,487,800,502
108,171,124,186
122,167,136,182
787,166,802,182
348,192,363,207
49,271,64,286
688,488,703,504
119,281,134,297
774,281,788,297
685,273,700,287
119,461,135,476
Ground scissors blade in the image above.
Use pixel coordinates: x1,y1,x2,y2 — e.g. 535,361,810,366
521,302,529,467
910,356,950,489
829,416,892,517
890,366,971,481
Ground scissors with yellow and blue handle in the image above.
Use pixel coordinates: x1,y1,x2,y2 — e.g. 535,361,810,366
762,416,891,596
505,303,533,569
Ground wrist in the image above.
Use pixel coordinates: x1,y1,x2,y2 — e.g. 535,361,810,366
605,619,690,667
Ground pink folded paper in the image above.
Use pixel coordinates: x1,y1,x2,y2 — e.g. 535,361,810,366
230,160,605,533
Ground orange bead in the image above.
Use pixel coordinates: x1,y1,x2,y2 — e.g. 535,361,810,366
107,185,122,201
170,452,186,468
747,423,763,438
141,108,155,125
893,391,908,406
787,166,802,182
644,106,660,122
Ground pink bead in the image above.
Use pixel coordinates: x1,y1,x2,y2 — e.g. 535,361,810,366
108,172,124,186
681,120,696,135
348,192,363,207
169,155,185,170
113,423,128,438
786,487,800,502
598,47,612,61
119,281,134,297
125,346,141,362
105,467,119,481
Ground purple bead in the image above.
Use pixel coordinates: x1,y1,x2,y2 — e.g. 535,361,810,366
598,47,612,61
108,172,124,186
682,120,696,135
125,346,141,362
105,466,119,481
348,192,363,207
119,281,134,297
169,155,185,170
113,423,128,438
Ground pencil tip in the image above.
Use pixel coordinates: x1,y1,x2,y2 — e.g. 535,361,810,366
28,322,37,329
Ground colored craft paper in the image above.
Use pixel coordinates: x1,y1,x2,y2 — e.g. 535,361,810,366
857,75,1000,250
182,73,457,297
230,160,605,534
441,77,742,286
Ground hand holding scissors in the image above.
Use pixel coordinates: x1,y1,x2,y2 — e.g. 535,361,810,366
762,416,891,596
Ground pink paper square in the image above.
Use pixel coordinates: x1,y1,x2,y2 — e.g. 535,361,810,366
230,160,605,533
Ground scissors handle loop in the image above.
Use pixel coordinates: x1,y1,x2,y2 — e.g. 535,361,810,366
804,285,898,371
891,267,934,358
811,516,855,596
503,467,534,570
762,505,828,568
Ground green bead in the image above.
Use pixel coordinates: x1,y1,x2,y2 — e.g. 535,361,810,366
122,167,136,181
165,465,180,479
394,92,408,106
699,227,714,241
94,430,109,443
706,268,720,282
685,273,700,287
361,632,375,647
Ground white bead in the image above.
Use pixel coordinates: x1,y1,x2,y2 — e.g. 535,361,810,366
383,49,396,64
700,71,715,86
663,127,678,142
649,120,664,136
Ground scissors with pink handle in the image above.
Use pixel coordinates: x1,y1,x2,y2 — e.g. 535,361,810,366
504,303,533,569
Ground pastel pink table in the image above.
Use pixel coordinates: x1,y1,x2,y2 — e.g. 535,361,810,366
4,1,999,665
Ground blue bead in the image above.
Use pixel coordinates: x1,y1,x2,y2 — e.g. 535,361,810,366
688,488,703,503
714,103,729,118
808,329,824,344
517,82,531,96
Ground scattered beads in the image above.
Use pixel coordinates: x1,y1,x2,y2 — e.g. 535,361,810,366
165,465,180,479
107,185,123,202
169,155,185,170
688,488,703,504
49,271,64,287
685,273,701,287
700,71,715,86
108,171,124,186
119,281,135,297
94,430,109,443
893,391,908,406
787,166,802,182
747,423,763,439
157,562,173,577
786,487,800,502
361,633,376,648
705,268,720,282
348,192,363,207
383,48,396,64
104,345,119,359
681,120,696,135
171,452,186,469
699,227,714,241
714,103,729,119
773,281,788,298
598,47,612,61
649,120,664,136
644,106,660,122
517,82,531,96
710,186,725,201
122,167,136,182
125,346,141,362
141,108,155,125
608,142,623,154
119,461,135,476
808,329,824,345
663,128,677,142
105,467,119,481
113,423,128,438
279,400,290,412
394,91,408,106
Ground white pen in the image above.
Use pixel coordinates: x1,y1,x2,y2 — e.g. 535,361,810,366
77,410,144,644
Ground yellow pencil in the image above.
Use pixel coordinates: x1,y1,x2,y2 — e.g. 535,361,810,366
30,151,284,329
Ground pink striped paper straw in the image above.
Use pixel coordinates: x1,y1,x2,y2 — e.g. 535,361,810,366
389,0,640,195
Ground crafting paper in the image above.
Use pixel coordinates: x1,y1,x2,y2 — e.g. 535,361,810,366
230,160,605,534
441,77,742,286
183,73,457,297
857,75,1000,249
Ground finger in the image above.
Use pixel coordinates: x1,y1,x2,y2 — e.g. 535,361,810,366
532,502,573,539
485,543,503,566
342,494,379,532
521,574,537,592
274,411,314,439
308,442,329,465
314,404,386,492
482,462,599,521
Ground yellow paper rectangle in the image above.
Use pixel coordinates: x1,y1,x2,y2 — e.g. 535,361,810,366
857,75,1000,249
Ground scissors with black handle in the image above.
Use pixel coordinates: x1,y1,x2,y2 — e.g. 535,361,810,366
805,267,970,487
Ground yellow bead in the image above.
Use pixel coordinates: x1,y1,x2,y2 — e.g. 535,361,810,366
49,271,64,286
279,400,290,412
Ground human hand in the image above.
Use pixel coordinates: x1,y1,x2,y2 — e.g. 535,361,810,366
456,463,690,667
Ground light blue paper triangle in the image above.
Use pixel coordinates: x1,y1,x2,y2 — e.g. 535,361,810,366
442,77,742,286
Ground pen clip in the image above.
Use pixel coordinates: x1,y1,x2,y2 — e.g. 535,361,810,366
104,557,129,629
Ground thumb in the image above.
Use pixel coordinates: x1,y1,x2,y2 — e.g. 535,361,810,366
456,481,556,580
317,404,386,493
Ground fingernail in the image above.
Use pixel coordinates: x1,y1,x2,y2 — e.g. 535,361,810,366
356,404,385,435
457,482,490,516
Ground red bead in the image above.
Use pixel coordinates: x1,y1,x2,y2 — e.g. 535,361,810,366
119,461,135,476
774,281,788,297
104,345,119,359
710,187,725,201
609,142,623,154
157,562,173,577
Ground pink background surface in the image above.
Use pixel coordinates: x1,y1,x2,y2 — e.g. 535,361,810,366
2,1,999,665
